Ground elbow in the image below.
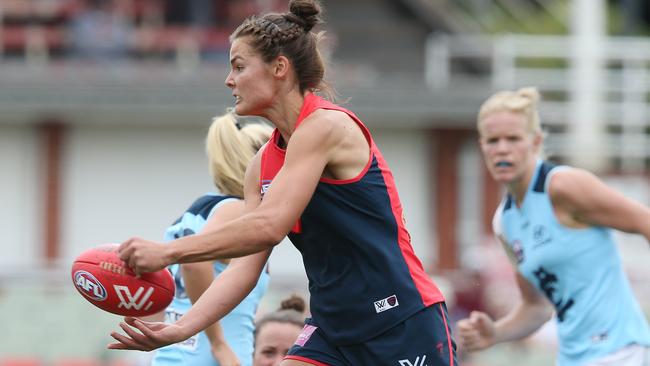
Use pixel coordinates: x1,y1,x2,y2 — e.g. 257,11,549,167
252,213,287,249
536,303,553,323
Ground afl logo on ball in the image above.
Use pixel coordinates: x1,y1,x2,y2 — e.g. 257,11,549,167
74,270,107,301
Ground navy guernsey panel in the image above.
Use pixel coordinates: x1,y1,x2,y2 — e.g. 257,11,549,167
259,93,445,345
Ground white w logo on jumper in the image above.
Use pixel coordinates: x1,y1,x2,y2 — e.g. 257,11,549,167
114,285,154,311
398,355,427,366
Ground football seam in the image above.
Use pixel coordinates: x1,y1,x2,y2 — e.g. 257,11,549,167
72,261,175,292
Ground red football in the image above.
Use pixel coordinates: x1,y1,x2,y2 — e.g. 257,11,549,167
71,243,175,316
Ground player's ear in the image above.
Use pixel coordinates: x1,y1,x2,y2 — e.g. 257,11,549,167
274,56,290,78
532,131,543,152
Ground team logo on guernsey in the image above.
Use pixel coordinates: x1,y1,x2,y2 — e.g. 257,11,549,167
532,225,552,247
74,270,107,301
374,294,399,313
260,179,272,198
398,355,427,366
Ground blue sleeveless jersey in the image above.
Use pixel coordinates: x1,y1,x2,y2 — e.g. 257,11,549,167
260,93,445,346
152,194,270,366
496,160,650,365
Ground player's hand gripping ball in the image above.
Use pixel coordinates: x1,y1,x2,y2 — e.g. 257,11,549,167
71,243,175,316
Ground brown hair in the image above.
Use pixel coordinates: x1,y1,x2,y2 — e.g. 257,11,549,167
254,294,306,341
230,0,331,96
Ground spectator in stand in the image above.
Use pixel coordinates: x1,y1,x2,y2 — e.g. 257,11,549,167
69,0,134,61
164,0,220,28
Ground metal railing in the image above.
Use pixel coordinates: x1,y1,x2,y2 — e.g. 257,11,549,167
426,34,650,172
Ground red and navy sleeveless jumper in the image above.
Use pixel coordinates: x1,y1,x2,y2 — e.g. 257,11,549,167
260,93,445,345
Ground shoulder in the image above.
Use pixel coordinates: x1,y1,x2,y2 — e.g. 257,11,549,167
165,195,223,239
303,108,352,130
292,109,352,144
182,194,242,221
184,194,220,216
547,166,598,201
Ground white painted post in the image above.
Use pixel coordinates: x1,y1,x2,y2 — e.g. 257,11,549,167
567,0,607,172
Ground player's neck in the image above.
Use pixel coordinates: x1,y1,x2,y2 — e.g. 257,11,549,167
269,89,307,146
507,163,537,207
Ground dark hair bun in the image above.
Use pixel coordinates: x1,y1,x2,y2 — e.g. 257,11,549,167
288,0,321,32
279,294,306,313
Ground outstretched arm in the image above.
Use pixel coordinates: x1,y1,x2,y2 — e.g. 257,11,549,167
181,200,247,366
118,111,341,274
550,167,650,243
164,115,335,263
457,271,552,351
109,155,273,351
183,260,241,366
108,248,271,351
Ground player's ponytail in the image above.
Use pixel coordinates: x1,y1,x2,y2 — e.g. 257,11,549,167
206,112,272,197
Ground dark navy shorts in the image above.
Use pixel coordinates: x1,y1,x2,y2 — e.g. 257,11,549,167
285,302,457,366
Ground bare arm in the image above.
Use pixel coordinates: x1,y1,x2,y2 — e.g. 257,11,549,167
492,272,553,341
118,109,365,274
177,249,271,344
550,168,650,242
110,156,273,350
458,237,552,351
108,249,271,351
109,111,357,350
181,200,246,365
162,113,338,263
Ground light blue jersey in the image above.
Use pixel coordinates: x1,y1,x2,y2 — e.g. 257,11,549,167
152,194,270,366
495,160,650,366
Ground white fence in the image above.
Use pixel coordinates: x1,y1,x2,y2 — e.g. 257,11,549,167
426,34,650,172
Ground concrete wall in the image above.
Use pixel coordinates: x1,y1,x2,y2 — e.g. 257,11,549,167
0,125,40,268
0,123,436,282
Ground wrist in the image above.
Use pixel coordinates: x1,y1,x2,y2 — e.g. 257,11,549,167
174,316,198,341
165,242,181,265
211,340,228,349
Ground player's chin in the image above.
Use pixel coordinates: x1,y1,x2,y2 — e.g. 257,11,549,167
489,167,515,183
233,102,248,116
234,102,262,118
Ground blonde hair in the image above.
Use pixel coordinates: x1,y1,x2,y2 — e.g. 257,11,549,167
206,112,273,197
477,87,542,135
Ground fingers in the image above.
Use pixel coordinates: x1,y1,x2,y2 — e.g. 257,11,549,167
108,330,144,351
470,310,485,322
107,321,155,351
456,318,473,331
107,317,168,351
457,328,481,351
120,321,153,346
118,239,134,261
456,311,495,352
125,317,157,338
456,314,483,352
469,311,493,332
119,238,143,276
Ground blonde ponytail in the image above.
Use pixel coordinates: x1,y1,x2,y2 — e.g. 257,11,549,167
206,112,273,197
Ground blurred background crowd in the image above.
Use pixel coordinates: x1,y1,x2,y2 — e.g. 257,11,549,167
0,0,649,365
